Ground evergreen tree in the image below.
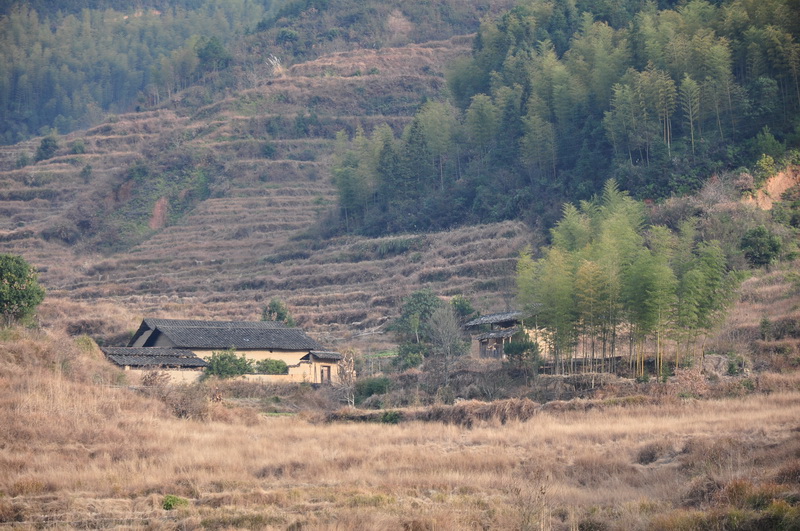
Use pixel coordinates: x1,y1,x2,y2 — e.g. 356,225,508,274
0,254,45,326
261,298,296,327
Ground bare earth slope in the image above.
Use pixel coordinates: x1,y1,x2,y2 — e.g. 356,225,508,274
0,37,535,348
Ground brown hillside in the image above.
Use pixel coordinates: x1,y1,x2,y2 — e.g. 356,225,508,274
0,37,538,352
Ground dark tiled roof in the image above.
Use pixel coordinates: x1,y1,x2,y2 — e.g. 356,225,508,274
143,318,288,329
476,328,518,341
154,325,322,351
464,311,523,328
308,350,343,361
102,347,208,368
129,318,289,346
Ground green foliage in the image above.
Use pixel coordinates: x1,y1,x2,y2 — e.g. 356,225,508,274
0,2,267,143
69,139,85,154
205,349,252,379
772,184,800,228
276,28,299,45
261,298,296,327
79,164,92,183
450,295,477,324
195,36,231,72
517,180,741,374
254,358,288,375
162,494,189,510
354,376,391,404
393,289,443,344
504,335,540,374
35,136,58,162
380,410,402,424
0,254,45,326
741,226,782,268
394,342,425,370
329,0,800,238
15,153,30,168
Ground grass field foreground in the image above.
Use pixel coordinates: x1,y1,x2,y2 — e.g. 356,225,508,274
2,327,799,529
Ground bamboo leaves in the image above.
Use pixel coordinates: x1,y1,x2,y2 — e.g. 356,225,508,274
516,180,740,375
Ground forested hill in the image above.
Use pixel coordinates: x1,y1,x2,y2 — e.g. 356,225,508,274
330,0,800,236
2,0,800,238
0,0,513,144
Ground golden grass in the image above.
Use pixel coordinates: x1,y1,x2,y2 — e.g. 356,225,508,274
2,327,799,529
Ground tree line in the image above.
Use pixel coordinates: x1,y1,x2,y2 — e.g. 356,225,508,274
331,0,800,236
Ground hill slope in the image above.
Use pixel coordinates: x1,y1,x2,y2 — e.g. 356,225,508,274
0,37,536,349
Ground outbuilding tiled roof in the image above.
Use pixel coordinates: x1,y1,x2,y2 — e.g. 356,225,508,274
464,311,523,328
152,325,323,351
475,328,519,341
308,350,343,361
102,347,208,368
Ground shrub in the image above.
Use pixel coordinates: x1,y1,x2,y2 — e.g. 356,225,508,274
80,164,92,183
262,142,276,158
355,376,391,404
35,136,58,161
0,254,45,326
381,410,402,424
255,359,288,375
276,28,299,44
261,298,296,327
205,349,252,379
741,226,782,268
395,342,425,370
162,494,189,510
636,441,670,465
69,139,86,154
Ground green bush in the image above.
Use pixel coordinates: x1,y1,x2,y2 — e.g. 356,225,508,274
0,254,45,326
261,298,296,326
355,376,391,404
69,139,86,154
162,494,189,510
381,410,402,424
255,358,288,375
35,136,58,161
741,226,782,268
205,349,252,379
395,342,425,370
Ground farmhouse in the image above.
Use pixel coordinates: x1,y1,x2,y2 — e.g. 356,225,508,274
103,318,342,384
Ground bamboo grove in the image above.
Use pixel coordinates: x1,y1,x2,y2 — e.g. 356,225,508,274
516,180,742,377
331,0,800,236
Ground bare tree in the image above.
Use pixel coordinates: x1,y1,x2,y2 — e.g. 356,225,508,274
336,348,357,408
427,305,468,387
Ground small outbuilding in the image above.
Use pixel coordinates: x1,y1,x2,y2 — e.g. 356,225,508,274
463,311,524,359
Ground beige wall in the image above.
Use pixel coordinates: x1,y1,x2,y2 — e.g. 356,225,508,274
193,349,307,364
122,350,339,384
127,367,204,384
193,349,339,384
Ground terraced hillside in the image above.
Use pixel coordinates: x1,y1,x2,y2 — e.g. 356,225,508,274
0,37,537,351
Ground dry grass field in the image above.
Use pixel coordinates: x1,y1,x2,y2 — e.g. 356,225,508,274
1,264,800,529
1,325,799,530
